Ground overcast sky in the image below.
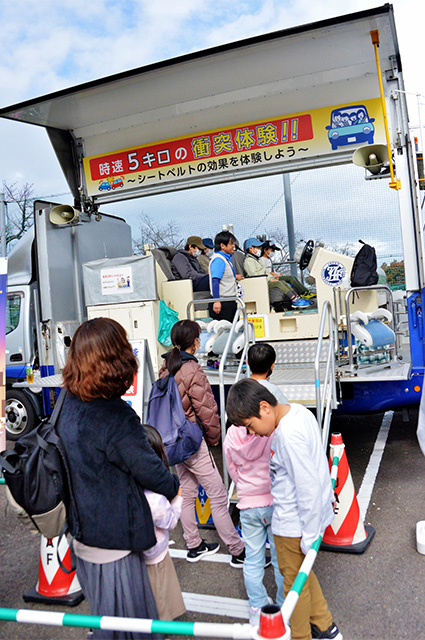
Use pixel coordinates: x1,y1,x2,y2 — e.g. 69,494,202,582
1,0,424,257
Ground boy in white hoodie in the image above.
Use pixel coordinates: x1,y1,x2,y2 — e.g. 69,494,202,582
226,378,342,640
223,397,284,625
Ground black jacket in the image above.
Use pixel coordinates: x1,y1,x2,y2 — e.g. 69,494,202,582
57,393,179,551
171,250,205,282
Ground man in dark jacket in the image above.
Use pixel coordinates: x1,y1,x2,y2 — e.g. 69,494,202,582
171,235,210,291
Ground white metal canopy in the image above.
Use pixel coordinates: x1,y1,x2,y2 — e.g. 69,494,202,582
0,4,401,206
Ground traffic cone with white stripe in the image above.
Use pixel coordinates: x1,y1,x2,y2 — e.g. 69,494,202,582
321,432,375,553
258,604,290,639
23,534,84,605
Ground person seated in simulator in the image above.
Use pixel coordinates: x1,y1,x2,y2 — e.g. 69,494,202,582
243,238,310,310
261,240,313,298
197,237,214,274
171,236,210,291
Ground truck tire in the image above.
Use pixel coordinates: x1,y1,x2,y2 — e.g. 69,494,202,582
5,390,37,441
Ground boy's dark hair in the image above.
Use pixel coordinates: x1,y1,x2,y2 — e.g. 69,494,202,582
214,230,236,252
226,378,277,425
248,343,276,375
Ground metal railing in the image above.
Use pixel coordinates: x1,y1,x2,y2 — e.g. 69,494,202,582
314,300,338,447
186,296,255,489
344,285,397,374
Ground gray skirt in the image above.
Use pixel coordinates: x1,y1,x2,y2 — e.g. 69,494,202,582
76,551,161,640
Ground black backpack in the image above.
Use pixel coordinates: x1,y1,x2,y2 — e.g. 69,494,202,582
0,390,80,541
350,240,379,287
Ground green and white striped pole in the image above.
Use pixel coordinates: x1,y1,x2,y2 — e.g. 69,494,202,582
0,442,342,639
0,608,255,638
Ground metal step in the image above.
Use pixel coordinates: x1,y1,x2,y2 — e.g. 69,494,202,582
273,338,329,364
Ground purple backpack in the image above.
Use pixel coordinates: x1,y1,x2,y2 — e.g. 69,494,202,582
146,375,203,466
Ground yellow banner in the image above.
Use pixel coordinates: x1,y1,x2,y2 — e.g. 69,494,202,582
83,98,384,196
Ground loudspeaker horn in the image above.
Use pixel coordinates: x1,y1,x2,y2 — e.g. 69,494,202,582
352,144,389,175
49,205,80,226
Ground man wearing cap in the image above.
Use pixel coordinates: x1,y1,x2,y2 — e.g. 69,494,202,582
197,237,215,274
171,236,210,291
243,237,310,310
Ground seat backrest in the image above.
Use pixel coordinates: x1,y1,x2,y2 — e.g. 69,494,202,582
232,250,246,276
151,247,179,281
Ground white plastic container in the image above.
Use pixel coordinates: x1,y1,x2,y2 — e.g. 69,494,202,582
416,521,425,555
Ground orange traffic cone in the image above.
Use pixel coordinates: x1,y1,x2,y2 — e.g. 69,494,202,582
23,534,84,605
321,432,375,554
258,604,289,639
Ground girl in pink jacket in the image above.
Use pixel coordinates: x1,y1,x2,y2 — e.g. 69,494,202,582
224,424,284,625
143,425,186,621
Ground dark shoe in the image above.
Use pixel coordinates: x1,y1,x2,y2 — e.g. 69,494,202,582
264,555,272,568
230,548,245,568
311,622,343,639
186,540,220,563
271,301,288,313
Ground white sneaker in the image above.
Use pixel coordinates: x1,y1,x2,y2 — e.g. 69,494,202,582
249,606,261,626
249,596,274,626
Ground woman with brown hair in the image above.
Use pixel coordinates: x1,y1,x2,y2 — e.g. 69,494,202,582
57,317,180,639
159,319,245,566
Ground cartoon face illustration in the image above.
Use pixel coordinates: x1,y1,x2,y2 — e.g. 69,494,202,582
326,105,375,150
333,113,342,127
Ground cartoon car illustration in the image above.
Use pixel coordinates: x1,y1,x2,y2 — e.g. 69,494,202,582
98,180,112,191
326,105,375,150
111,177,124,189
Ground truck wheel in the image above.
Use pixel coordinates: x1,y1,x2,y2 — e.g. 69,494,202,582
5,390,37,441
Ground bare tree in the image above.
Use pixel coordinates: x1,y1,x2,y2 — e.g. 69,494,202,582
132,214,185,254
264,227,305,265
2,181,35,249
327,241,357,257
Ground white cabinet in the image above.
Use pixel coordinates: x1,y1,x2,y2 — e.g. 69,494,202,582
87,301,163,376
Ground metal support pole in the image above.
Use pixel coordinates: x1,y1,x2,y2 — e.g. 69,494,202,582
282,174,297,277
0,193,7,257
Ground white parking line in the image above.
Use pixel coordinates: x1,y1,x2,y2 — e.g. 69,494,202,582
182,592,250,619
170,548,251,618
170,548,232,563
357,410,393,519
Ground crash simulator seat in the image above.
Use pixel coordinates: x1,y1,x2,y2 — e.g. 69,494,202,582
152,246,211,320
350,308,396,366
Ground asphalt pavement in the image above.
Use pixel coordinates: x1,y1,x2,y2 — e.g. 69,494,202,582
1,405,424,639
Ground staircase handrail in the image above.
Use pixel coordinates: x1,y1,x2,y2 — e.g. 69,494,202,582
186,296,254,489
315,300,338,446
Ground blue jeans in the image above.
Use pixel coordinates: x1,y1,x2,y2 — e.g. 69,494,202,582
240,506,284,609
